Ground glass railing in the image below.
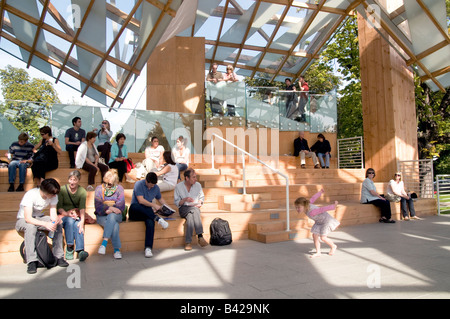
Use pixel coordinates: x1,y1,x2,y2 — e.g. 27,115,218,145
0,100,203,153
205,82,337,133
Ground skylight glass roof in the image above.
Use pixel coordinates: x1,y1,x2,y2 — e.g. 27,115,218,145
0,0,448,108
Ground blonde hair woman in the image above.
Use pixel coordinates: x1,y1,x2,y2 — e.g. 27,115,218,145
387,172,419,220
224,65,238,82
94,170,125,259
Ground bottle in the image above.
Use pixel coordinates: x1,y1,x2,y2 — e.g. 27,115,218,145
48,221,56,239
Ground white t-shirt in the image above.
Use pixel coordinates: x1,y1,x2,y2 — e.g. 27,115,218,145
145,145,164,162
17,188,58,219
387,180,405,196
172,147,190,166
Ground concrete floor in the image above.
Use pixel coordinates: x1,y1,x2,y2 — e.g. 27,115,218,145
1,215,449,303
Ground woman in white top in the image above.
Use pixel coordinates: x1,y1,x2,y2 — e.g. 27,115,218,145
155,151,179,192
387,172,418,220
361,168,395,223
144,136,165,172
75,131,109,191
172,136,190,180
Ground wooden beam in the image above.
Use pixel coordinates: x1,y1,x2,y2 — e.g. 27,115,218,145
250,0,292,78
55,0,95,84
232,0,262,70
0,30,123,103
110,0,174,109
416,0,450,45
81,0,144,97
26,0,50,68
270,0,326,82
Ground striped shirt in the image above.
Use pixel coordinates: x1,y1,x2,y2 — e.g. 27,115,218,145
8,141,34,161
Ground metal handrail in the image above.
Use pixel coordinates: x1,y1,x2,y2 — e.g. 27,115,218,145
436,174,450,216
210,133,291,231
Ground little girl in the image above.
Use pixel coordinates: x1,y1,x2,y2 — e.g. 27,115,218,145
295,189,340,258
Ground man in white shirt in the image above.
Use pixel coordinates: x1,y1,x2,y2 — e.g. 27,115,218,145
15,178,68,274
174,168,208,251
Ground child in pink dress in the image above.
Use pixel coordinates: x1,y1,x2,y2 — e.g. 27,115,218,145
295,189,339,258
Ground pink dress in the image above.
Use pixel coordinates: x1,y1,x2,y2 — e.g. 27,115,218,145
306,191,340,236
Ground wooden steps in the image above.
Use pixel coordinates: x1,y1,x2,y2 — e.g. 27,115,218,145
0,152,438,264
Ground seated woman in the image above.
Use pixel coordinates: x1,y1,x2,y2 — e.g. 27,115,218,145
108,133,133,183
154,151,179,192
172,135,190,180
57,170,89,261
143,136,165,172
387,172,419,220
96,120,113,163
361,168,395,223
311,133,331,169
31,126,62,187
75,131,109,191
94,170,125,259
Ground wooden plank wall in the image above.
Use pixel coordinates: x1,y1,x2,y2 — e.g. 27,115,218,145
357,12,418,181
146,36,206,115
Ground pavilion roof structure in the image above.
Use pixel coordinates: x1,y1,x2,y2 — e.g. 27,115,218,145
0,0,448,109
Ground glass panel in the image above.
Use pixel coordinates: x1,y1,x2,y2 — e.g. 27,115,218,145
246,86,279,129
205,81,246,118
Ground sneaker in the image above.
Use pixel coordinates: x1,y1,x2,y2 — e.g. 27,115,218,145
314,164,320,169
8,184,14,192
98,245,106,255
113,251,122,259
158,218,169,229
65,248,74,260
27,261,38,274
78,250,89,262
198,237,208,248
301,164,306,169
86,185,94,191
16,184,24,192
57,258,69,267
144,247,153,258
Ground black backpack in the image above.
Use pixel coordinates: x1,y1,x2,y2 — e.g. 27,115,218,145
209,218,232,246
20,231,57,268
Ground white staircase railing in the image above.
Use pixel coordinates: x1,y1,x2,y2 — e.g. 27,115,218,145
210,133,291,231
436,175,450,215
337,136,364,169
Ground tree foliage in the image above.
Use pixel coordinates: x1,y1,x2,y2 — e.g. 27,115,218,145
0,65,60,143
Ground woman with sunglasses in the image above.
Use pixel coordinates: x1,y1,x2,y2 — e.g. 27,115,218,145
96,120,113,163
361,168,395,223
94,170,125,259
387,172,419,220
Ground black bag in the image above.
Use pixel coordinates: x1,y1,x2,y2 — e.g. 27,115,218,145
156,204,175,217
35,231,57,269
209,218,232,246
32,143,49,162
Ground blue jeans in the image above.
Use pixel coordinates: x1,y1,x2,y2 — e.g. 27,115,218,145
317,153,330,168
176,163,188,180
401,197,416,218
62,216,85,251
96,213,122,249
8,160,28,184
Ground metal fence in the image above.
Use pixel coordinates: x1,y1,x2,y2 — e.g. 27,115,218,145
397,159,434,199
337,136,364,169
436,174,450,215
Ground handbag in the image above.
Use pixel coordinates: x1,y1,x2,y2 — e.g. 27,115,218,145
124,158,135,173
32,142,49,162
65,185,96,224
385,193,401,202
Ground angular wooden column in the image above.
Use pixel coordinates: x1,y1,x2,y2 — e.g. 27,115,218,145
146,36,205,115
357,13,418,181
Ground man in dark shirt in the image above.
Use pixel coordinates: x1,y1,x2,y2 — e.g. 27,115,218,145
7,133,34,192
65,117,86,168
293,131,320,169
285,78,297,119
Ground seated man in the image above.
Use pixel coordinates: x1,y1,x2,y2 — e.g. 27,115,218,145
15,178,68,274
293,131,320,169
65,116,86,168
174,168,208,251
128,172,169,258
7,132,34,192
